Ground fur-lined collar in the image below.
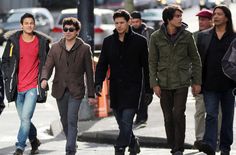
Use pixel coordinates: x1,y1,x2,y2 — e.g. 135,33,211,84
4,29,52,43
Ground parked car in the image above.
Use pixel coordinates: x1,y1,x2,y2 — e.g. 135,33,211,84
199,0,229,10
133,0,158,10
0,7,54,45
158,0,194,9
141,8,163,30
50,8,115,50
95,0,124,10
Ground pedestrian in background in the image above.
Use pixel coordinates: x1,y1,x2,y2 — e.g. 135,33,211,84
131,11,154,129
41,17,96,155
193,8,214,147
196,5,236,155
1,13,50,155
149,5,202,155
95,9,152,155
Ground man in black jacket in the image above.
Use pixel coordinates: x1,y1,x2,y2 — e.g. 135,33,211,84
1,13,50,155
95,9,152,155
196,5,236,155
131,11,154,129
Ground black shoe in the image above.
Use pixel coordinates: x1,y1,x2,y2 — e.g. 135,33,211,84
194,140,203,150
221,151,230,155
115,148,125,155
133,120,147,129
30,138,41,154
198,141,215,155
173,151,183,155
128,137,140,155
13,148,23,155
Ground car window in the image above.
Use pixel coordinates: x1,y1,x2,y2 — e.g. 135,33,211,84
101,13,113,24
141,11,162,20
58,13,77,25
5,12,25,23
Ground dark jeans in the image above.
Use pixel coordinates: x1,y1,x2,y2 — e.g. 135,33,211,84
203,89,235,152
113,108,136,149
56,90,81,154
160,87,188,153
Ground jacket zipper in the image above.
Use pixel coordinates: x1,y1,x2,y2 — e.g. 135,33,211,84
9,60,16,92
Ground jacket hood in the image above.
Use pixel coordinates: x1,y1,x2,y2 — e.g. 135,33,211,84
4,29,52,43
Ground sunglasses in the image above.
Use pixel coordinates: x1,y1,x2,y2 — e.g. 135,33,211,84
63,27,76,32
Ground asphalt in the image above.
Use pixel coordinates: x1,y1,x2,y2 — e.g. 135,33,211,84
50,90,236,152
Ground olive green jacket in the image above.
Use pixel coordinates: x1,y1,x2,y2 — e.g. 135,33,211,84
148,24,202,89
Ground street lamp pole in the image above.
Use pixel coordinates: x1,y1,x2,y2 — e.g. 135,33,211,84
77,0,94,53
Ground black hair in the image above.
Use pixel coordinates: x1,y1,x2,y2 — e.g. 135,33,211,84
213,5,234,34
20,13,35,24
113,9,131,22
162,4,183,24
62,17,81,30
131,11,141,19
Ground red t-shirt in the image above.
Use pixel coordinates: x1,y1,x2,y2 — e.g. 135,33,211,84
18,35,39,92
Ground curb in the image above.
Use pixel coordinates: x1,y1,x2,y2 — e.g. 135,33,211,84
78,131,193,149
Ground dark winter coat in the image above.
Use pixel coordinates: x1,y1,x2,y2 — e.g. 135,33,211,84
0,59,4,115
197,27,236,90
41,38,95,100
95,27,152,110
1,30,50,102
149,23,202,89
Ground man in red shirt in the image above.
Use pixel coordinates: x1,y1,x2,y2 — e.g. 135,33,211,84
2,13,50,155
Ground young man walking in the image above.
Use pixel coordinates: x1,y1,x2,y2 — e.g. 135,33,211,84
1,13,51,155
149,5,202,155
95,9,152,155
130,11,154,129
196,5,236,155
41,17,96,155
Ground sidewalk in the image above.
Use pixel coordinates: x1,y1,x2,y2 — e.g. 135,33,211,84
51,91,236,151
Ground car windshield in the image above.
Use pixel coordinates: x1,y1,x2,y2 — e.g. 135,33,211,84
59,13,113,26
96,13,113,25
141,10,162,20
4,12,25,23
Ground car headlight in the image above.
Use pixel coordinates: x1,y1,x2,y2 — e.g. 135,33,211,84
0,28,3,34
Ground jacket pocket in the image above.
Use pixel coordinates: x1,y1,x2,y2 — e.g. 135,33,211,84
157,66,168,87
178,66,190,85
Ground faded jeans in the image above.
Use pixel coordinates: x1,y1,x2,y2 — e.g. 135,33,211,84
15,88,38,150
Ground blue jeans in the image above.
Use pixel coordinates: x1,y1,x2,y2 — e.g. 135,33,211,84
203,89,235,152
113,108,136,149
56,90,81,154
15,88,38,150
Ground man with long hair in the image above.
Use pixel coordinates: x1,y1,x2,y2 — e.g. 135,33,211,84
197,5,236,155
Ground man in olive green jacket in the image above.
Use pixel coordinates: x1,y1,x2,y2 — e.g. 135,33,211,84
148,5,202,155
